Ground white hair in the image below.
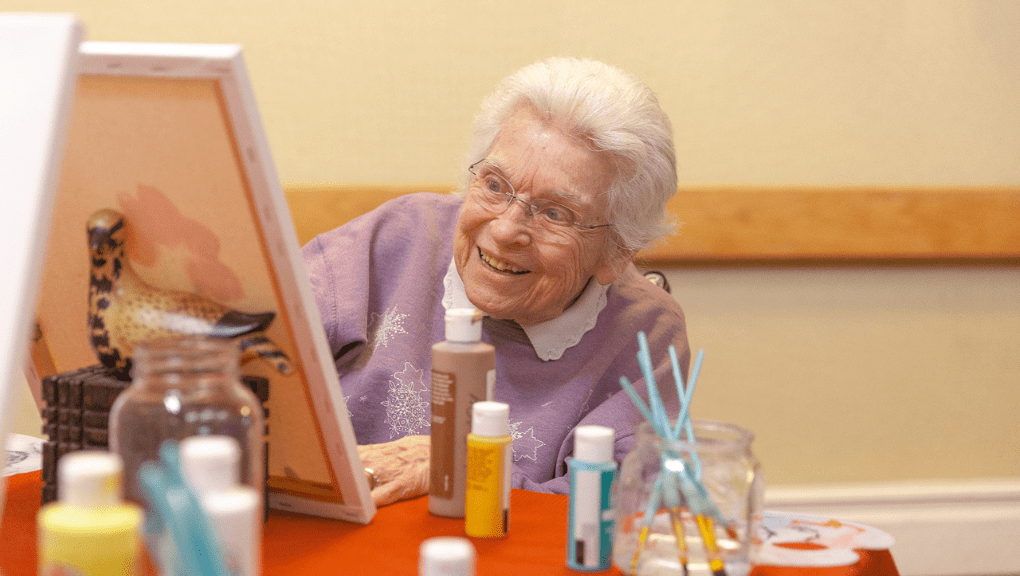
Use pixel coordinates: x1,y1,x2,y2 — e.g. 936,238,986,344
457,57,678,253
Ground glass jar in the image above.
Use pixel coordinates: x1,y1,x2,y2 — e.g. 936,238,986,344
109,336,265,509
613,420,763,576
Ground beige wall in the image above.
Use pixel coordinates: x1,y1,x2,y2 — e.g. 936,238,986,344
671,265,1019,484
4,1,1018,486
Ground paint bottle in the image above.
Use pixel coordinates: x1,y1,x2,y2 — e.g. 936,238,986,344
429,308,496,518
567,425,617,572
419,536,476,576
180,435,262,576
464,401,511,538
37,451,143,576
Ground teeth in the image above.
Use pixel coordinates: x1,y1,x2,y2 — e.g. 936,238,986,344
480,250,527,274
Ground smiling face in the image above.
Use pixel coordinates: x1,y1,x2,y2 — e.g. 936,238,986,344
453,107,622,326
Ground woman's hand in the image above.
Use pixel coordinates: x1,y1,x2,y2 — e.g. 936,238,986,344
357,434,430,507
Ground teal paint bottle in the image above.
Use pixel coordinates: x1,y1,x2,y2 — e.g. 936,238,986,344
567,425,616,571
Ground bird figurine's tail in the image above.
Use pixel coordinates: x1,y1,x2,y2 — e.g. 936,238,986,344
238,333,294,375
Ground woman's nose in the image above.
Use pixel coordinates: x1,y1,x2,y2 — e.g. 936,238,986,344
489,201,533,246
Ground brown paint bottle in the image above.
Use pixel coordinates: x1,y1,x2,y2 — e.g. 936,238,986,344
429,308,495,518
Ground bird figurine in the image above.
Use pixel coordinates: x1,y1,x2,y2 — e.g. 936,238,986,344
87,208,294,379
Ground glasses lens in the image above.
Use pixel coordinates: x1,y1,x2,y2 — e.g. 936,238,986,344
468,161,604,233
471,164,512,204
531,199,578,227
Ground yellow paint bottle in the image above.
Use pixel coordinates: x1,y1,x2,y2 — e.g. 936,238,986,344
37,451,143,576
464,401,511,538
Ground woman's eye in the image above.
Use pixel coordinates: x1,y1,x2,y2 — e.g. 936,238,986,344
484,176,503,194
541,205,570,223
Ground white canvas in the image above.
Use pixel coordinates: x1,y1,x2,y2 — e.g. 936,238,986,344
0,12,82,519
31,40,374,523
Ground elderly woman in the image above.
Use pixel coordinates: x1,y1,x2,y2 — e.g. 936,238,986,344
302,57,689,506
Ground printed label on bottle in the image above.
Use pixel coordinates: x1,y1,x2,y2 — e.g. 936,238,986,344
40,563,88,576
466,442,494,487
568,463,616,570
486,369,496,400
429,370,455,498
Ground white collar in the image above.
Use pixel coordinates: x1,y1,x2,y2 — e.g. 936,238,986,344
442,259,608,361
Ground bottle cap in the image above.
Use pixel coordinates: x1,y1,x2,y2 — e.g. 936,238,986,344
58,450,124,507
419,536,476,576
444,308,484,342
574,425,615,463
471,401,509,437
180,435,241,493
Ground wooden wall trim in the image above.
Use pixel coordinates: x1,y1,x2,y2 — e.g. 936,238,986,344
284,184,1020,263
285,183,433,247
645,186,1020,263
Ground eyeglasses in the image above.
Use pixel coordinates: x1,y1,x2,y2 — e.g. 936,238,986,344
467,160,612,234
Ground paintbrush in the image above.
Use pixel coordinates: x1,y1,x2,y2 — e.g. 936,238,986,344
620,332,729,576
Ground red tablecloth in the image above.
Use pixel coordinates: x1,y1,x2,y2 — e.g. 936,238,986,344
2,471,898,576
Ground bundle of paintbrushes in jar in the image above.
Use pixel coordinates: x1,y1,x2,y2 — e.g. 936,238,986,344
613,333,763,576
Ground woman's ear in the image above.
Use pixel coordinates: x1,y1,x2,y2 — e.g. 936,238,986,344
594,247,637,285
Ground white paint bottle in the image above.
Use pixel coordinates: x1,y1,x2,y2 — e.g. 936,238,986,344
429,308,495,518
419,536,476,576
180,435,262,576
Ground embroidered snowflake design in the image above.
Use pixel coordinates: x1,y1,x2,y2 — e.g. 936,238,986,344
580,398,592,416
367,305,409,351
381,362,430,438
577,386,598,418
508,420,546,462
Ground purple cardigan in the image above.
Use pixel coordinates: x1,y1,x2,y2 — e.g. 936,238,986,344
302,193,690,494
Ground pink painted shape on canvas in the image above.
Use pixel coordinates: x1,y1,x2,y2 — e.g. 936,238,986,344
118,184,245,302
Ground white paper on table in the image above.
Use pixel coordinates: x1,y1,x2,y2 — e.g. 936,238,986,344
4,433,44,477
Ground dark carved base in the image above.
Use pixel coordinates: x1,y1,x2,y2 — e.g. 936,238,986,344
40,364,270,511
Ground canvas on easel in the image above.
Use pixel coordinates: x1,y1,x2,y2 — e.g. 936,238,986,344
0,12,82,518
30,41,375,523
